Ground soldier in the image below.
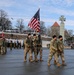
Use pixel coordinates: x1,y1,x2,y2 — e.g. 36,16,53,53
0,36,3,54
16,40,19,49
37,34,43,61
10,40,13,50
19,41,21,49
48,35,61,67
32,34,38,62
24,33,33,62
14,41,16,49
0,36,7,55
2,38,7,54
57,35,66,66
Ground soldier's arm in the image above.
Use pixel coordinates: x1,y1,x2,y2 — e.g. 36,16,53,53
24,39,29,47
50,41,57,51
58,41,64,51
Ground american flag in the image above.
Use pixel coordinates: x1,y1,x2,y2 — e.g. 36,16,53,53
28,9,40,32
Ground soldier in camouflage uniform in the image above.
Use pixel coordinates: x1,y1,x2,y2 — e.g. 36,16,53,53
24,33,33,62
32,34,38,62
48,35,61,67
2,38,7,54
10,40,13,50
14,41,16,49
37,34,43,61
0,36,3,54
0,36,7,55
57,35,66,66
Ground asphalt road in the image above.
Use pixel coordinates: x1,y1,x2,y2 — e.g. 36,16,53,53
0,48,74,75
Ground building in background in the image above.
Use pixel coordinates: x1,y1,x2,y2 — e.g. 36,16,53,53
51,22,60,37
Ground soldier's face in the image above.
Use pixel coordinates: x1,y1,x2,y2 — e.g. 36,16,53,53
54,37,57,40
60,37,63,40
34,36,36,38
28,35,31,38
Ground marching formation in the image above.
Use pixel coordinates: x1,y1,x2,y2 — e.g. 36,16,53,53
0,32,66,67
24,33,43,62
24,33,66,67
48,35,66,67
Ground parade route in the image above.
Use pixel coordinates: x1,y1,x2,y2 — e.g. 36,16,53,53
0,48,74,75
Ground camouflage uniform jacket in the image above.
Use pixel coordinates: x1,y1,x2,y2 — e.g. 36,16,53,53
0,38,3,46
57,40,64,52
32,37,38,47
37,37,42,46
24,37,33,48
50,39,58,52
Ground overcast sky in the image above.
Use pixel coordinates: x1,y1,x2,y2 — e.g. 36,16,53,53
0,0,74,32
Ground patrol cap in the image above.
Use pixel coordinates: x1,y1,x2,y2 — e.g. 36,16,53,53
58,35,62,38
52,35,57,38
33,34,36,36
28,33,31,36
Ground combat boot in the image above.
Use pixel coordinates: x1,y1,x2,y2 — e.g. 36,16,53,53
62,61,66,66
29,56,33,63
56,63,61,67
48,63,51,66
34,57,38,62
24,56,27,62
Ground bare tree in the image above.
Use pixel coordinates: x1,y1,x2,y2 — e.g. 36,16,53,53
40,21,46,34
64,29,70,39
16,19,25,33
50,27,60,37
0,9,12,31
46,27,52,36
68,30,73,37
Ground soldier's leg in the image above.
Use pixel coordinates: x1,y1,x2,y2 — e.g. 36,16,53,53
1,46,4,55
48,51,54,66
10,44,12,50
54,52,59,65
0,46,1,54
24,48,28,62
54,53,57,65
54,52,61,67
60,52,66,66
34,47,38,62
29,49,33,62
3,47,6,54
37,47,39,55
40,48,43,61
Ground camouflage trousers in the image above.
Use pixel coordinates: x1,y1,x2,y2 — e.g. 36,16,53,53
37,47,42,59
33,47,37,58
10,44,12,50
48,51,59,63
24,47,33,60
57,51,65,62
0,45,6,55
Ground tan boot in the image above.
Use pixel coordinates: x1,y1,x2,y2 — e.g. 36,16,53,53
48,63,51,66
62,61,66,66
24,60,27,62
35,57,38,62
29,56,33,63
24,56,27,62
56,63,61,67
